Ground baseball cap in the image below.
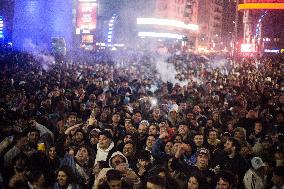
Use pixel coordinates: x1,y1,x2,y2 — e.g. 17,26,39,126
251,157,266,170
221,132,232,137
139,120,149,127
197,148,210,157
99,130,113,140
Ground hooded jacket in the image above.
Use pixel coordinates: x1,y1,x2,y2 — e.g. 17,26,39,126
108,151,129,168
93,151,140,189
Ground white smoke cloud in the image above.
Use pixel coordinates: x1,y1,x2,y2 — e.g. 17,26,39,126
210,57,230,75
23,39,55,70
154,60,178,84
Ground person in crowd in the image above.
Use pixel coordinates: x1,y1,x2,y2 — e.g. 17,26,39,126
193,133,205,149
93,151,141,189
271,166,284,189
45,145,60,184
243,157,268,189
216,170,236,189
146,175,166,189
54,166,81,189
0,49,283,189
60,145,93,188
171,147,216,188
122,141,137,170
98,169,132,189
204,129,221,156
4,133,29,167
94,131,115,165
212,137,249,188
27,170,46,189
187,174,202,189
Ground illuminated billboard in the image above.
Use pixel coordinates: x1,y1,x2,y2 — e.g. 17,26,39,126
241,43,256,53
76,2,97,30
239,0,284,10
0,16,3,39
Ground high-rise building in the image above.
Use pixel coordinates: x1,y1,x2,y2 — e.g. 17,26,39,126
221,0,238,53
132,0,199,50
197,0,224,51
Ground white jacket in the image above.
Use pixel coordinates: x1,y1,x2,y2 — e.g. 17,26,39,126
243,168,266,189
94,142,114,165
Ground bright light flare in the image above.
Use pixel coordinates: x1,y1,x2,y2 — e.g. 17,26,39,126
241,43,256,53
137,18,199,31
138,32,184,39
150,98,158,107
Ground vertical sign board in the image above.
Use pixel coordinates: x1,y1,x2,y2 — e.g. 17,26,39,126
0,16,4,39
76,1,97,30
76,0,97,49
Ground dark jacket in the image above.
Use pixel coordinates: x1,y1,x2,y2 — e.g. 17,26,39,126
151,138,172,165
171,157,216,189
212,151,249,188
98,180,132,189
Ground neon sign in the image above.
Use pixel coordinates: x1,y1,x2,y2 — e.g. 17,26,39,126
0,16,4,39
76,2,97,29
239,0,284,10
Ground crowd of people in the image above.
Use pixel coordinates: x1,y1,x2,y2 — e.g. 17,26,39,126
0,50,284,189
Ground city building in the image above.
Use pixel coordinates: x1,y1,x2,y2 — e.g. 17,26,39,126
132,0,199,51
221,0,237,53
197,0,224,52
10,0,200,53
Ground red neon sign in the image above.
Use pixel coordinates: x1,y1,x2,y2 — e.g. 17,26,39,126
76,2,97,30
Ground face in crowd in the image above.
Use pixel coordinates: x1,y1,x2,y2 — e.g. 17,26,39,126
98,134,112,150
57,171,68,186
66,115,77,126
187,176,199,189
75,147,89,165
138,123,148,137
123,143,135,158
196,153,209,169
193,134,204,147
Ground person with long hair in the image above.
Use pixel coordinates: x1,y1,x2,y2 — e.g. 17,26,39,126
53,166,81,189
187,175,201,189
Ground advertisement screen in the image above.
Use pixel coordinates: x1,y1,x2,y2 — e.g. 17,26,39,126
76,2,97,30
82,35,94,43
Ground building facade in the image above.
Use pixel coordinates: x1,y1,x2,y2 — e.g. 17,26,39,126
197,0,224,51
133,0,199,50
